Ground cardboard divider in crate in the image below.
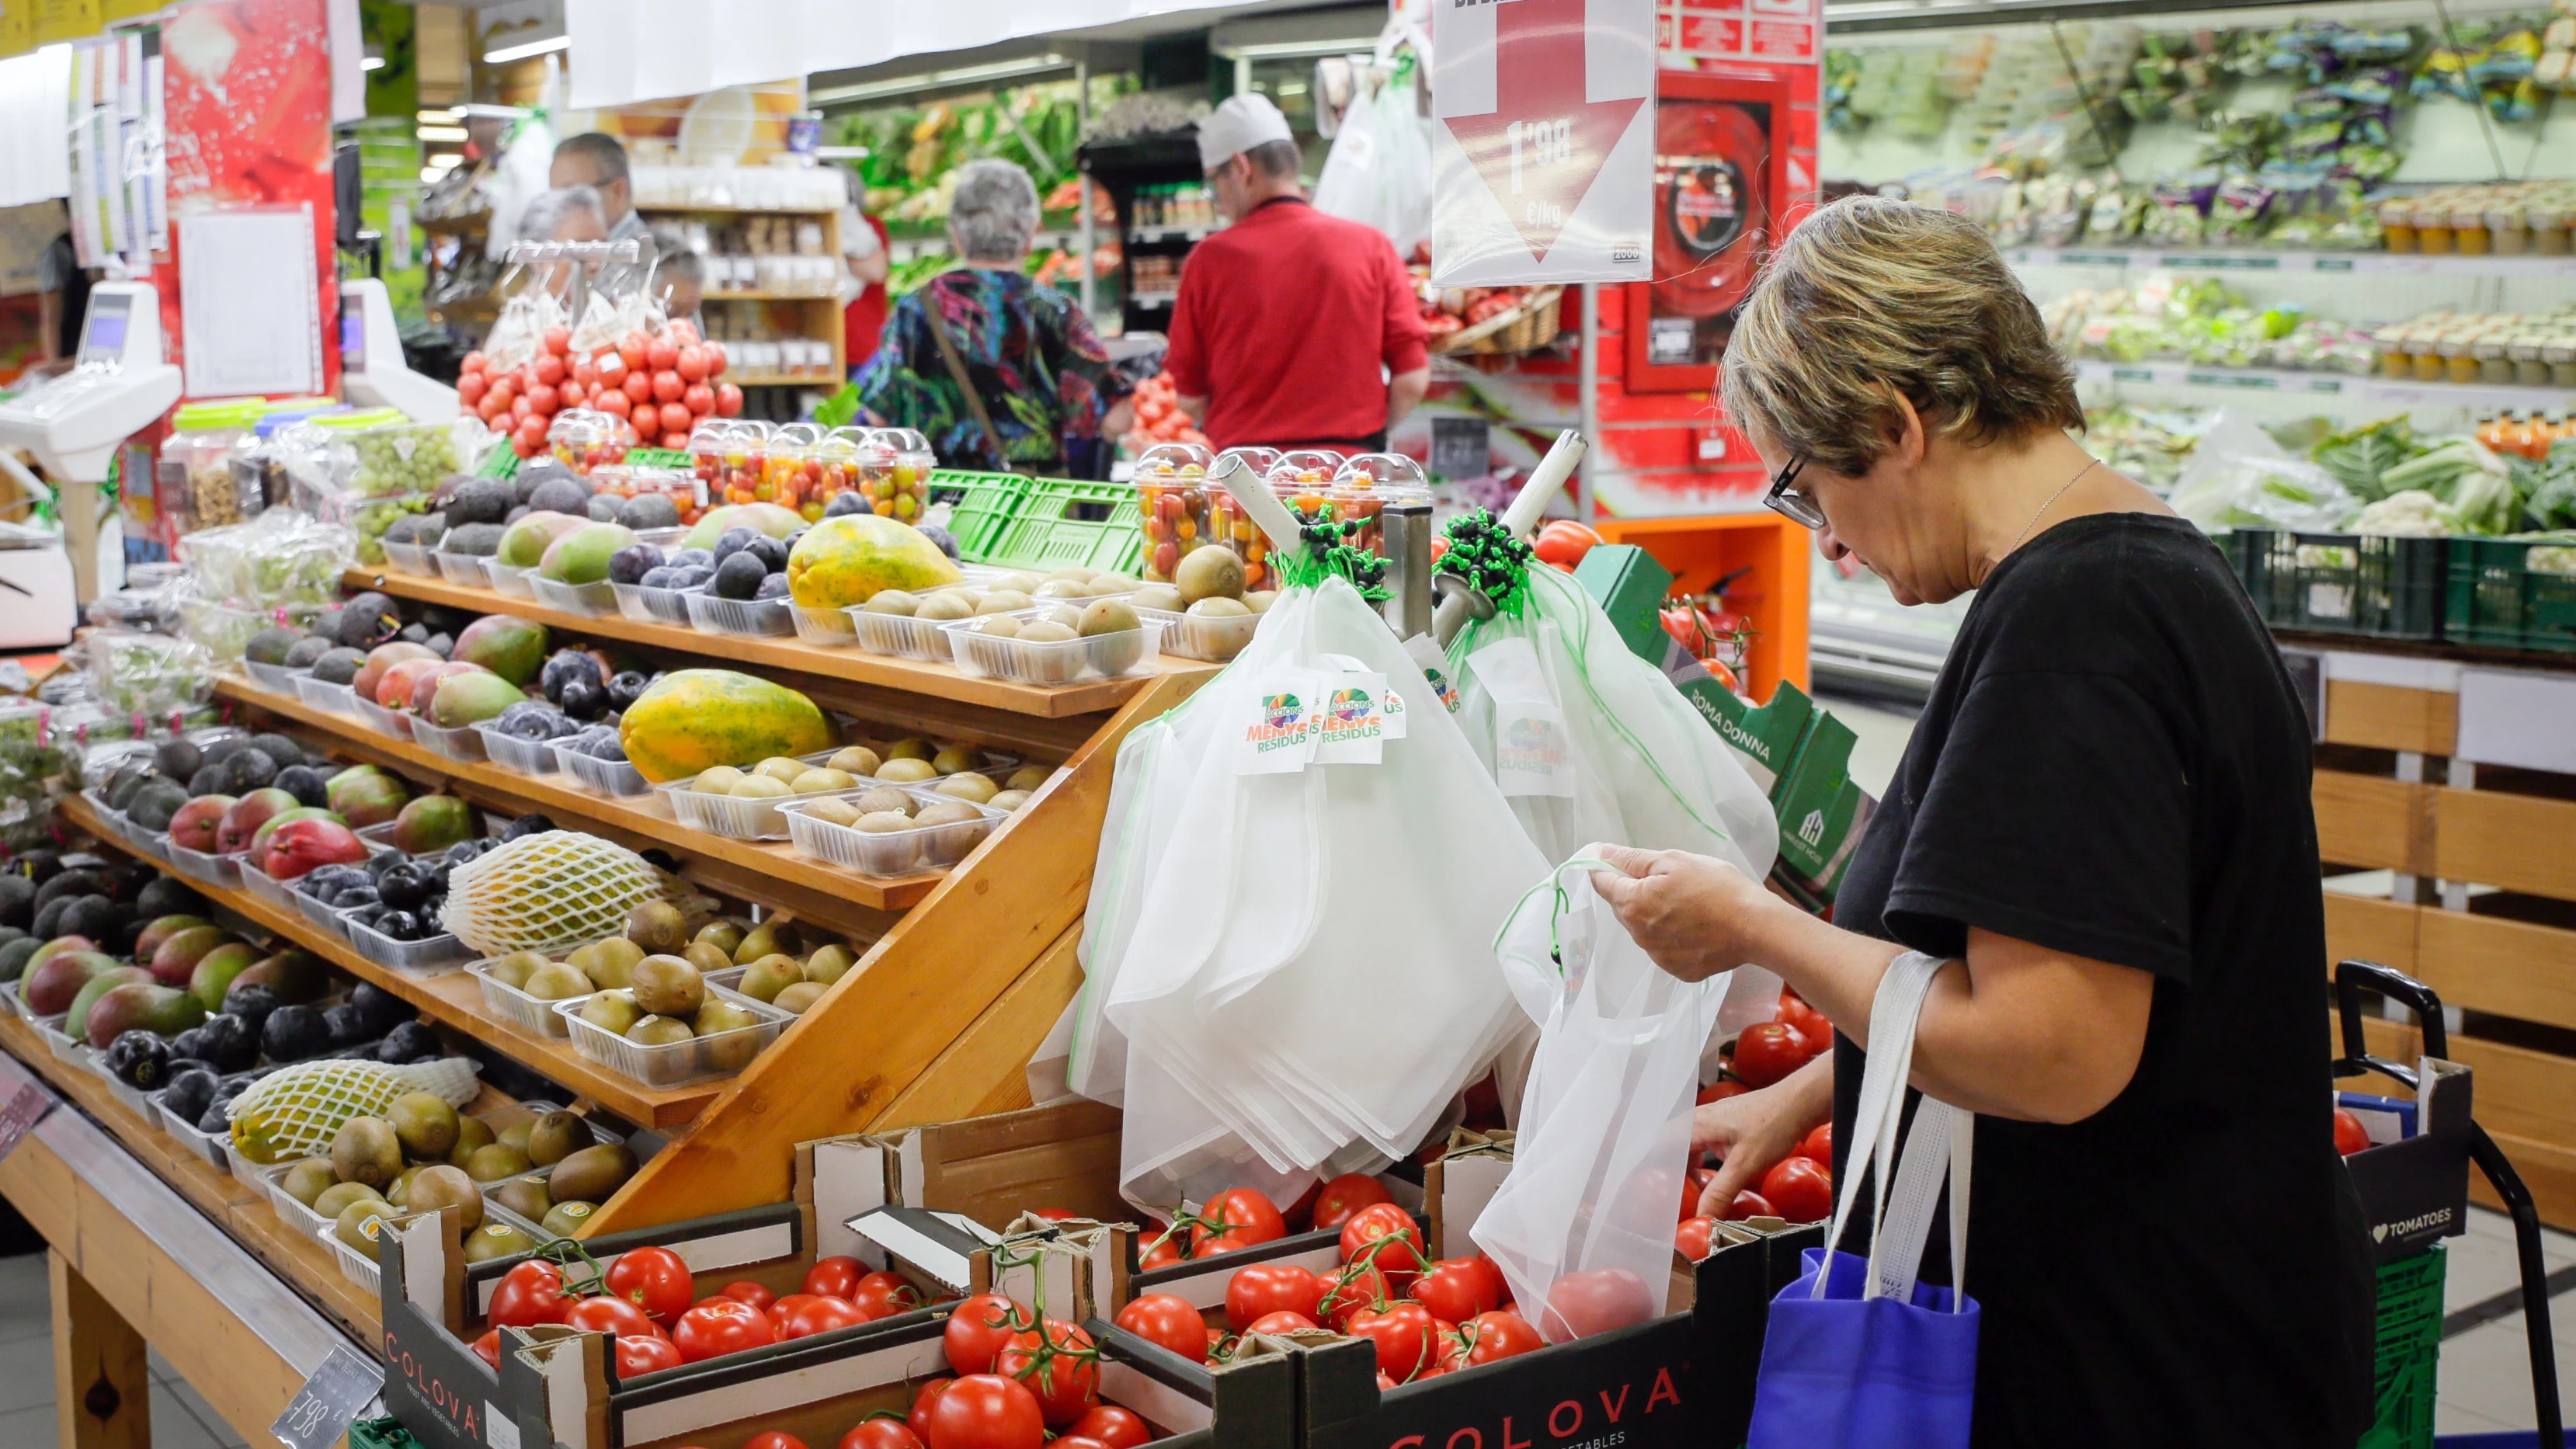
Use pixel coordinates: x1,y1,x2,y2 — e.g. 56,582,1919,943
798,1098,1132,1267
2339,1055,2473,1262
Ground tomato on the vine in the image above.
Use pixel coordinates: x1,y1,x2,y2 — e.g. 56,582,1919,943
1732,1023,1810,1089
943,1294,1024,1376
1675,1217,1716,1261
1451,1310,1542,1367
908,1378,952,1440
469,1330,501,1369
1796,1123,1834,1166
605,1246,694,1326
993,1319,1099,1426
1723,1190,1776,1221
1191,1188,1286,1258
670,1297,776,1362
1338,1203,1426,1284
1136,1228,1184,1272
1679,1166,1716,1222
1347,1301,1448,1383
1317,1261,1394,1330
777,1294,868,1340
1113,1293,1207,1363
566,1294,662,1340
1760,1156,1833,1224
1411,1258,1501,1324
614,1333,682,1379
1246,1311,1319,1334
1224,1263,1324,1327
488,1260,572,1329
1778,991,1833,1053
1308,1173,1392,1232
2334,1108,2370,1156
1542,1269,1656,1340
805,1256,866,1299
1066,1405,1149,1449
742,1434,809,1449
840,1418,924,1449
719,1280,776,1311
851,1270,926,1321
921,1371,1045,1449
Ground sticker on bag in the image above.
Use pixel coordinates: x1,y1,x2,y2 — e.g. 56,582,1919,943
1403,634,1463,714
1469,637,1577,797
1316,671,1389,764
1238,668,1325,774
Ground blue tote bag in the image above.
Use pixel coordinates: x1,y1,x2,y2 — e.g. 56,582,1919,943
1746,951,1980,1449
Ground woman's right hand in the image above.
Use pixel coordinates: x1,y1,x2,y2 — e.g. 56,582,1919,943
1694,1051,1834,1217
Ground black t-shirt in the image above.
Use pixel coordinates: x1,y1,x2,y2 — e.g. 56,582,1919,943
1830,513,2375,1449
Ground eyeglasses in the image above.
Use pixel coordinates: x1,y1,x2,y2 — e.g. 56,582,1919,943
1763,456,1826,530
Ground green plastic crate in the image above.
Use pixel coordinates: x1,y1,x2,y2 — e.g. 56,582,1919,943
474,440,520,479
985,477,1143,575
349,1416,430,1449
2446,537,2576,656
2225,530,2448,641
2366,1243,2445,1449
926,469,1032,563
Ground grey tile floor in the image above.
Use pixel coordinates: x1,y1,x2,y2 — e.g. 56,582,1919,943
0,1250,249,1448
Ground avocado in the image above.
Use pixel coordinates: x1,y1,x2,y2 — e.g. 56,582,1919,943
61,896,119,944
127,782,189,832
0,876,30,931
251,733,306,770
133,877,205,920
546,1141,638,1204
259,1004,332,1062
244,627,302,666
446,478,513,526
284,635,332,669
311,648,367,686
156,738,204,780
446,523,505,556
33,869,107,914
336,593,401,648
0,938,37,983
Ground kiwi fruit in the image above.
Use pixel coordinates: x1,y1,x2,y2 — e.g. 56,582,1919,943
875,757,938,783
1017,620,1078,644
734,920,798,964
281,1158,338,1207
805,798,863,828
572,937,645,989
492,1173,553,1221
988,790,1031,812
1033,580,1086,599
684,940,734,975
487,950,550,989
1006,766,1050,793
388,1091,460,1161
1174,547,1246,605
694,765,746,794
930,745,983,775
579,990,641,1036
694,1002,766,1070
1187,596,1251,618
790,768,857,794
937,773,998,804
773,982,825,1015
915,592,973,622
626,901,687,955
1134,584,1185,613
548,1143,639,1204
387,1165,427,1207
540,1201,599,1238
856,811,918,833
498,1122,534,1152
803,943,857,985
862,590,920,617
1245,590,1278,613
976,615,1023,639
524,1110,593,1168
464,1222,537,1264
523,961,591,1001
335,1198,395,1254
736,954,802,1003
976,590,1033,614
915,801,984,829
631,955,705,1017
313,1181,384,1220
447,1115,496,1168
694,921,746,957
1046,565,1097,584
755,757,808,784
332,1117,403,1190
1079,599,1142,637
627,1015,693,1048
827,746,882,777
1087,572,1140,595
855,786,914,817
404,1165,485,1240
730,774,791,800
465,1143,535,1183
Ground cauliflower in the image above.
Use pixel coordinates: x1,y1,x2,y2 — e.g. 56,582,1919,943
2351,490,2456,537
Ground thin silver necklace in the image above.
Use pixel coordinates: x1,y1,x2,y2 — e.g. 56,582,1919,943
2007,457,2098,556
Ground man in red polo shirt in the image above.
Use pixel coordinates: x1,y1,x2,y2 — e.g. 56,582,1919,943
1166,95,1429,454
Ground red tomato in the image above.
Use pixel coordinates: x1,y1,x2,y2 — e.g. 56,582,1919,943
670,1298,777,1362
622,369,655,402
1723,1190,1775,1221
1246,1311,1319,1334
1225,1263,1325,1326
534,353,567,387
511,394,534,421
805,1257,866,1299
1338,1203,1426,1284
943,1294,1023,1376
908,1378,951,1440
470,1329,501,1369
614,1334,682,1379
685,383,716,415
993,1320,1098,1426
1412,1259,1500,1324
704,342,729,377
516,415,550,450
1676,1217,1716,1261
485,377,514,408
648,339,680,372
920,1374,1044,1449
676,346,711,382
715,382,745,417
743,1436,809,1449
558,379,587,408
661,401,694,436
1316,1261,1393,1330
1347,1301,1446,1383
718,1281,775,1311
1308,1173,1393,1232
667,317,700,345
596,386,632,417
840,1419,924,1449
1696,1078,1748,1103
542,325,572,356
566,1294,662,1340
488,1260,572,1329
1455,1310,1542,1367
457,374,487,405
1540,1268,1655,1340
618,333,650,370
596,350,628,385
461,350,488,373
1733,1023,1810,1090
1760,1156,1833,1224
1191,1188,1286,1258
1797,1123,1834,1165
2334,1108,2370,1156
1113,1293,1206,1362
778,1295,868,1340
571,359,598,387
1531,520,1601,570
606,1246,694,1326
1681,1166,1716,1222
1778,992,1833,1053
852,1270,925,1321
1065,1406,1148,1449
652,370,687,405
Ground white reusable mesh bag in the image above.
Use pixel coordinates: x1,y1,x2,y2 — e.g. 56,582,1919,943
228,1057,482,1164
439,831,699,958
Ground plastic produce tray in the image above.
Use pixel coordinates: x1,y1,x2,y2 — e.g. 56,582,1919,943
2445,538,2576,656
293,878,354,936
295,674,359,716
682,587,794,638
382,540,440,576
165,839,242,888
435,551,492,588
848,608,959,661
467,961,580,1037
792,605,860,648
477,725,568,777
555,985,789,1088
242,660,305,694
484,561,537,599
530,575,618,617
780,789,1000,877
658,749,860,840
352,695,414,741
1135,605,1257,662
2224,530,2446,641
408,716,488,763
944,616,1163,686
613,582,693,624
235,857,302,912
342,911,471,975
554,744,654,798
149,1073,262,1171
0,982,43,1026
82,1048,158,1118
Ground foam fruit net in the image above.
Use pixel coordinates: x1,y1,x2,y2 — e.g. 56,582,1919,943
439,830,697,958
228,1057,482,1165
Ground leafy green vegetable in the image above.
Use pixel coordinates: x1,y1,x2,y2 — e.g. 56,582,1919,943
2307,415,2425,502
813,383,863,431
2525,439,2576,531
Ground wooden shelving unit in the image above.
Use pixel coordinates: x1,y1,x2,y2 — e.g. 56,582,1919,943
641,203,846,384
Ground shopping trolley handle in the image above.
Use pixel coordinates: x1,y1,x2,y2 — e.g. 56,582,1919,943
2332,958,2447,1090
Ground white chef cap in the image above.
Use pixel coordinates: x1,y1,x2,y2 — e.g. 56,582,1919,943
1195,93,1295,171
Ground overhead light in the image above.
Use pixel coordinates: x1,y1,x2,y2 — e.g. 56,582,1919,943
483,33,569,64
1214,39,1380,61
419,166,446,183
808,53,1069,107
362,56,384,71
417,125,468,142
416,109,458,124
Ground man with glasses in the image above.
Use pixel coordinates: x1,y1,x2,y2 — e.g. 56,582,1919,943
1164,94,1429,454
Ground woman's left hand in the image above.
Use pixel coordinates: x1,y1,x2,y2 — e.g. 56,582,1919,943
1590,843,1788,982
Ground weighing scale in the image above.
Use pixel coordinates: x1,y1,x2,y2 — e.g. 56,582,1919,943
338,277,459,422
0,280,179,645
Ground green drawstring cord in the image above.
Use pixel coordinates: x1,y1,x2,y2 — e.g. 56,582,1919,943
1493,857,1618,973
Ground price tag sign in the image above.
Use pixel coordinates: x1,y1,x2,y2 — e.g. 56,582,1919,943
1430,417,1490,480
0,1085,51,1162
270,1343,385,1449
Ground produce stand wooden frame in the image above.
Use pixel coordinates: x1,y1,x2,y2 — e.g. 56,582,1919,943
86,564,1219,1241
2303,648,2576,1228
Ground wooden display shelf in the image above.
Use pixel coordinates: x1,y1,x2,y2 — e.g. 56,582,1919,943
726,370,846,387
341,565,1214,720
705,290,842,304
59,795,721,1130
214,675,939,930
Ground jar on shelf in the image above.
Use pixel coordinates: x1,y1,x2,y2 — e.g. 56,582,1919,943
2450,207,2491,255
2487,207,2532,257
2414,205,2455,255
2509,336,2551,387
2530,205,2570,257
2546,337,2576,390
2440,336,2480,385
2406,335,2446,382
2377,200,2418,253
2474,337,2515,385
2373,327,2414,380
546,408,638,477
1134,442,1214,585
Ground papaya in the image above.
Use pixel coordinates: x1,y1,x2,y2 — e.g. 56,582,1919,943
618,670,833,784
785,515,964,610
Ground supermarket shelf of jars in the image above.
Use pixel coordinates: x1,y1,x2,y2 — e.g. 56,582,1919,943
2073,359,2576,411
339,565,1216,721
58,793,723,1130
207,673,943,925
2007,245,2576,278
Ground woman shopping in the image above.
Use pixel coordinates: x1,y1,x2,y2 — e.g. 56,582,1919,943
1591,197,2374,1447
848,160,1131,473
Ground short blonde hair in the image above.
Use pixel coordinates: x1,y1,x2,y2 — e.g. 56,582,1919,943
1721,197,2082,478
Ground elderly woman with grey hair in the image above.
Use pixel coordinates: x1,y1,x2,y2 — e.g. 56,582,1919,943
518,186,607,246
850,159,1131,473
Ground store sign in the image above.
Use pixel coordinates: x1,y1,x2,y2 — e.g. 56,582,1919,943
271,1344,385,1449
0,1085,50,1162
1431,0,1656,287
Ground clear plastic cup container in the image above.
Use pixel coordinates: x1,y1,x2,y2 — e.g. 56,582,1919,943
590,463,707,531
554,742,654,797
849,427,931,525
240,659,304,694
658,749,873,839
548,408,638,477
382,539,440,576
750,422,822,515
555,985,789,1087
151,1070,265,1170
780,788,1001,877
944,613,1163,686
436,550,493,588
613,581,694,624
342,911,471,975
847,606,962,660
294,674,356,717
694,419,772,512
793,605,860,648
529,575,620,617
483,561,537,599
1136,604,1259,662
477,724,569,777
235,857,303,912
408,715,488,763
291,877,354,936
468,960,582,1037
798,428,866,522
1135,443,1215,585
682,586,794,638
0,982,43,1025
165,839,243,887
